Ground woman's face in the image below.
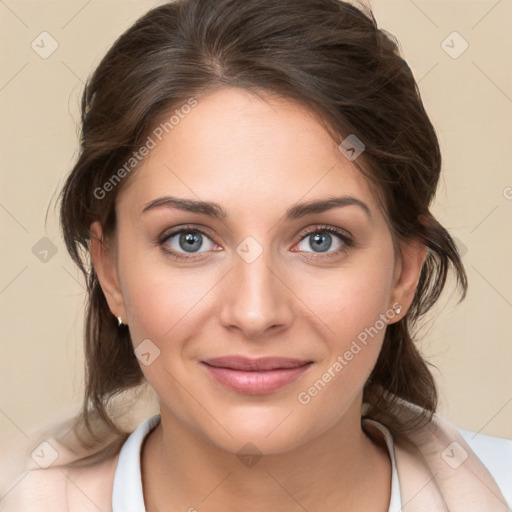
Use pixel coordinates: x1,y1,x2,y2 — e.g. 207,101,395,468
92,86,422,455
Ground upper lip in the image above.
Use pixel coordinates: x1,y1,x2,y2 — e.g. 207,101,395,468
202,356,312,371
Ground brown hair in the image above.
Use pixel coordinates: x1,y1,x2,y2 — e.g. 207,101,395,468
56,0,467,452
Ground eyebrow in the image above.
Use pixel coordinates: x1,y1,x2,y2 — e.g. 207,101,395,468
141,195,372,221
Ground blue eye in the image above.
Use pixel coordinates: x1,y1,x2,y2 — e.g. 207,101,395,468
158,224,353,261
295,226,353,259
159,226,217,261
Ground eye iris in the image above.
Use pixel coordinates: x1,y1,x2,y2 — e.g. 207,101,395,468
310,232,331,253
180,232,202,253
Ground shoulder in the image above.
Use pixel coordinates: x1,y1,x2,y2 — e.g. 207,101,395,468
0,414,127,512
1,446,120,512
365,399,512,508
458,428,512,507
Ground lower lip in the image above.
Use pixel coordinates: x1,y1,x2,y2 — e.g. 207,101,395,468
201,362,313,394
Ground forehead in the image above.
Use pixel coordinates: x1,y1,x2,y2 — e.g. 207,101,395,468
118,87,377,217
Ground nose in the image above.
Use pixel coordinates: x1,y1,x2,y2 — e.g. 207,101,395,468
218,244,294,340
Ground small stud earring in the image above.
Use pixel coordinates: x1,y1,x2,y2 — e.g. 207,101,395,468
394,304,402,315
118,316,124,327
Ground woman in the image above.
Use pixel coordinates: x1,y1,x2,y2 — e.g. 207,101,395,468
1,0,510,510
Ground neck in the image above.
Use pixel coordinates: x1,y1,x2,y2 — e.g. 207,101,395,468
141,400,391,512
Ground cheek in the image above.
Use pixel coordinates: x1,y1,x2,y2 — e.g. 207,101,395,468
121,266,211,344
291,242,395,392
294,281,392,430
294,247,395,349
119,263,212,409
116,225,213,340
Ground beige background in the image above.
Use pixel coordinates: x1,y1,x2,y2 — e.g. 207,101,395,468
0,0,511,448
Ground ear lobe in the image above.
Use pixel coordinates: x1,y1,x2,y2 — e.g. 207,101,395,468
390,239,428,320
89,221,126,321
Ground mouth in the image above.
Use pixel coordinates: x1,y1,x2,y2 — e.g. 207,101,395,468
200,356,314,394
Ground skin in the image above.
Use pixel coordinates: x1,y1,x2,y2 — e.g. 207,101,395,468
90,86,427,511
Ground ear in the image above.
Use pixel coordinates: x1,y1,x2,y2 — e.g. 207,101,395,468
389,238,428,323
89,221,127,323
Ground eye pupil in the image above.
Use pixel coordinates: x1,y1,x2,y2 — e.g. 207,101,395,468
311,232,331,253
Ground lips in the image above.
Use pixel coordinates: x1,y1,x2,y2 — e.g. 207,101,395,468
200,356,314,394
202,356,312,371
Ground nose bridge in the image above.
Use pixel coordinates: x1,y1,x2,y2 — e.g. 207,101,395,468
218,235,292,336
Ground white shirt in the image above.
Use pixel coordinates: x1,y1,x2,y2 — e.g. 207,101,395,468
111,414,511,512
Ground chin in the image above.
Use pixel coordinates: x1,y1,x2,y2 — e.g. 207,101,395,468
197,407,318,456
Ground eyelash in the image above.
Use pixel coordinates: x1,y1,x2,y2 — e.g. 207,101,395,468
158,224,354,262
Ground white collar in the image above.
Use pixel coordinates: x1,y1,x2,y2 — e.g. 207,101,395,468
112,413,161,512
112,414,401,512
